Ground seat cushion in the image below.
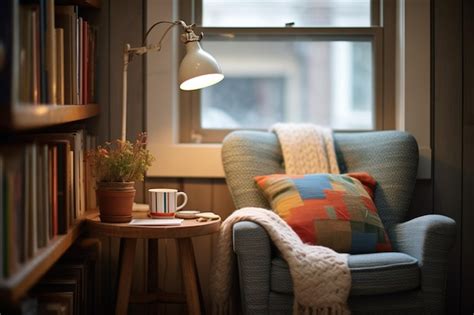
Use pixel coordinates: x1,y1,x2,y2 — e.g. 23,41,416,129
271,252,420,296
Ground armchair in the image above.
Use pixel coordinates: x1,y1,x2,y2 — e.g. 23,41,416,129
222,130,456,314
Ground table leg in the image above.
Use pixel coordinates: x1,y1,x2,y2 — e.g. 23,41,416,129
116,238,137,315
177,238,201,315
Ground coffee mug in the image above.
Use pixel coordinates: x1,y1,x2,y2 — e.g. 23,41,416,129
148,188,188,218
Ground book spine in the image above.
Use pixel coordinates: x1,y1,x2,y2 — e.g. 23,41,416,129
32,9,40,104
76,16,81,105
19,7,31,103
56,142,69,234
83,21,88,105
43,145,50,243
36,145,45,248
29,144,38,257
45,0,56,104
39,0,47,103
55,28,64,105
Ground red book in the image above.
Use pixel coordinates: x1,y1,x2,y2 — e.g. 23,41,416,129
82,21,88,104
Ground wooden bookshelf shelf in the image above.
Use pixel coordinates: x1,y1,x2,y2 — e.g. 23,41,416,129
58,0,100,9
0,211,98,304
0,104,99,131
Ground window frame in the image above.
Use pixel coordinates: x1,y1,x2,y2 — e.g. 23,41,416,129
179,0,391,143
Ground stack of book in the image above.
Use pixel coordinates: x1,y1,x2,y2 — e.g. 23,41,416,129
19,0,97,105
0,129,97,280
32,238,100,315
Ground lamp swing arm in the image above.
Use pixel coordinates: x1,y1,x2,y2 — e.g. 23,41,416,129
120,20,222,141
121,20,203,141
124,20,203,65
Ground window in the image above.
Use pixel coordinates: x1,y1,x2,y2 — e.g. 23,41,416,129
180,0,386,143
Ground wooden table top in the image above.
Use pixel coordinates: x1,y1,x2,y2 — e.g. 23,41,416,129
86,212,221,239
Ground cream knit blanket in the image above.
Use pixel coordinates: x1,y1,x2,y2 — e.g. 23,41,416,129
211,208,351,314
271,123,340,174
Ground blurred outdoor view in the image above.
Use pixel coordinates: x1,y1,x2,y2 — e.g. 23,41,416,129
200,0,375,130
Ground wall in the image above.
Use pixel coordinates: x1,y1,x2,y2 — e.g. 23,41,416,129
433,0,474,313
96,0,474,313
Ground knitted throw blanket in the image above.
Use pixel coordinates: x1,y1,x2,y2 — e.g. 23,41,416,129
271,123,340,174
211,208,351,315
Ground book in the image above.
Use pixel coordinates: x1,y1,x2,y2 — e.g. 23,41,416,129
55,5,77,105
83,20,88,104
19,297,38,315
39,0,47,103
76,17,81,104
55,28,64,105
19,6,41,104
19,6,32,103
4,152,21,277
26,144,38,258
55,140,71,234
88,27,96,103
45,0,56,103
50,145,58,237
36,144,46,248
31,8,40,104
38,297,70,315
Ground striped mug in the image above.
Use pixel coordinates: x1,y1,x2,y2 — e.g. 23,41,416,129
148,188,188,218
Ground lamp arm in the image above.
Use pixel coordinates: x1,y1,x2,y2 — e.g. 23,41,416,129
121,20,202,141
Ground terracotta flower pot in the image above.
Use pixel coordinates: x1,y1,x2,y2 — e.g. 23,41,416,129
96,181,136,223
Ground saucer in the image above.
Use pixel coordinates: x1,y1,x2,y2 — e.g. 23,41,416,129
175,210,200,219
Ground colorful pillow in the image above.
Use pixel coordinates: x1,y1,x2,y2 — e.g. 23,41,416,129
254,172,391,254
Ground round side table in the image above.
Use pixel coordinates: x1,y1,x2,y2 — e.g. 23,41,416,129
86,212,221,315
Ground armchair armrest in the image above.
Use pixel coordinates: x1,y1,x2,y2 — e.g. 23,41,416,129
393,214,456,312
233,221,272,314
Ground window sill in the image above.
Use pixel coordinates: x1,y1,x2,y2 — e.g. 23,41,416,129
146,142,224,178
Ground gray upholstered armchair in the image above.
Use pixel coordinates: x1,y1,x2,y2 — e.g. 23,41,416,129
221,130,456,314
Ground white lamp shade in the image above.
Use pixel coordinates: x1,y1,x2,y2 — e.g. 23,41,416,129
179,41,224,90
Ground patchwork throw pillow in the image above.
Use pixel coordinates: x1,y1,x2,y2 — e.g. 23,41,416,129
254,172,392,254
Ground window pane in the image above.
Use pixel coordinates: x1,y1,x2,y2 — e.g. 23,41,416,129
200,39,374,130
202,0,371,27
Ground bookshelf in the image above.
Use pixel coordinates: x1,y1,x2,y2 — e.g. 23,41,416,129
0,210,96,304
0,104,100,130
0,0,101,310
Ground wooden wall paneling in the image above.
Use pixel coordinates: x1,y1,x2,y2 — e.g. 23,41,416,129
108,1,147,314
93,0,112,310
108,0,145,203
145,177,184,314
464,0,474,126
406,179,433,220
382,0,396,130
99,236,112,310
108,0,144,141
97,0,110,144
462,0,474,311
129,239,148,314
159,237,185,315
212,179,236,220
462,125,474,313
433,0,463,312
183,179,214,314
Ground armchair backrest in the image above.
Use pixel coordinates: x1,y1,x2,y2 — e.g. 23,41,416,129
221,130,419,232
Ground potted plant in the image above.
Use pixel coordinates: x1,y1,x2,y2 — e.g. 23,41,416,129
88,132,154,223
